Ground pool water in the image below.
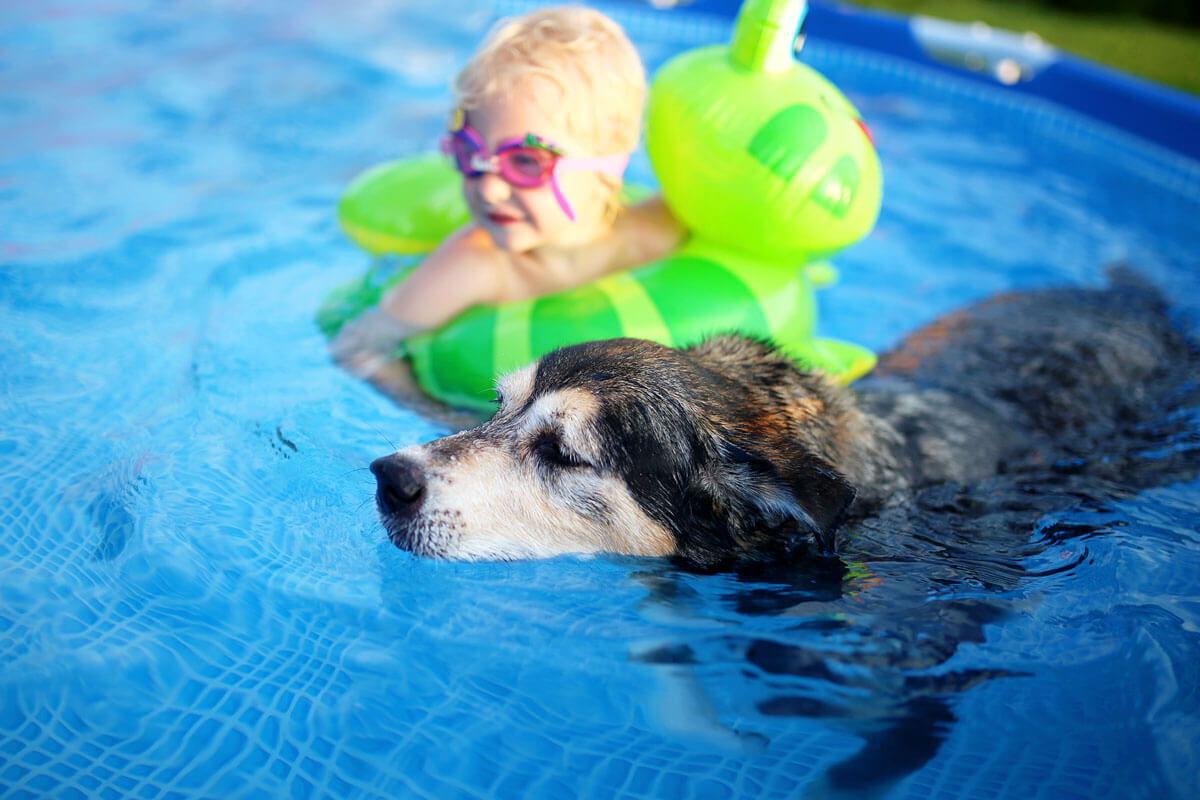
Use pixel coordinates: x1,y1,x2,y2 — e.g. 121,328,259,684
3,1,1200,798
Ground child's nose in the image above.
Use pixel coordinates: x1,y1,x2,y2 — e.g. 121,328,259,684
477,172,511,204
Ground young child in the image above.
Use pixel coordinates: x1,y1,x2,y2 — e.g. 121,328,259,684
332,6,685,389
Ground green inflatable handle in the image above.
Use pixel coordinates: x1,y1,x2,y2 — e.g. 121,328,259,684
337,154,471,255
731,0,808,73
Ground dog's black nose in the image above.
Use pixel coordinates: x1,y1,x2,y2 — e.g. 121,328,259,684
370,455,425,516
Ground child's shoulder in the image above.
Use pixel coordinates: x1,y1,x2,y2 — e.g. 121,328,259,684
436,223,501,258
425,224,508,276
611,195,687,267
404,224,509,303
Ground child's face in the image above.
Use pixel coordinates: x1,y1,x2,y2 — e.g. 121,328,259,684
461,88,614,253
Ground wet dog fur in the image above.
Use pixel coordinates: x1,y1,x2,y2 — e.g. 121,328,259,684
370,273,1195,569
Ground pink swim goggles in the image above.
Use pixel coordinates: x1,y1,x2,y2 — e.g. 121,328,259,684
440,112,630,222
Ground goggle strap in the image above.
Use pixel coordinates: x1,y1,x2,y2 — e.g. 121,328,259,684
549,175,575,222
554,152,631,179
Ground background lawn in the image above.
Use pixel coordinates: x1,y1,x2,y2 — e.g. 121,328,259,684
847,0,1200,96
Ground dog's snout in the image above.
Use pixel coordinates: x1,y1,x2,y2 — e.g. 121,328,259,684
371,455,425,515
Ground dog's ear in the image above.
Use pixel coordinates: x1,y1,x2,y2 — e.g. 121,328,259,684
778,455,857,555
676,443,857,569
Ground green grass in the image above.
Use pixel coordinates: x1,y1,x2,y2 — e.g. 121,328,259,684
847,0,1200,96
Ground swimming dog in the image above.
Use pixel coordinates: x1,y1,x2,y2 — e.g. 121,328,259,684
369,273,1194,569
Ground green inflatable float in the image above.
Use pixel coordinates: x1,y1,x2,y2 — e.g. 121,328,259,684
319,0,883,413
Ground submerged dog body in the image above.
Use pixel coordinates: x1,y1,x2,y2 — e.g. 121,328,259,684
371,276,1194,568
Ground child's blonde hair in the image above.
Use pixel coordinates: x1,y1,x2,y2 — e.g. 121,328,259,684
453,6,645,157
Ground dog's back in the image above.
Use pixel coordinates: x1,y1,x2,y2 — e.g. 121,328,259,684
873,272,1192,439
848,270,1197,508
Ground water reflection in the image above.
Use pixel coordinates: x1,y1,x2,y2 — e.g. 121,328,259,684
635,388,1200,797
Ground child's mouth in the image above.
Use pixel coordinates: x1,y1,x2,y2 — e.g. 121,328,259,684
487,210,522,225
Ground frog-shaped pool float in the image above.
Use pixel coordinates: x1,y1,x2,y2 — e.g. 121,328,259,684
320,0,883,413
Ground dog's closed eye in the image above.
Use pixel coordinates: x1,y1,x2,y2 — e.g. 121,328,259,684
531,431,591,470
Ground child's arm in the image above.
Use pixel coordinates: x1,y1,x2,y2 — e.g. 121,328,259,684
329,226,502,379
378,226,504,330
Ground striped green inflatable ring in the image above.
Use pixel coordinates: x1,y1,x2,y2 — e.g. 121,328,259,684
318,233,874,413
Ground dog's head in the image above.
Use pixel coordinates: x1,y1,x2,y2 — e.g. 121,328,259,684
371,337,856,569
